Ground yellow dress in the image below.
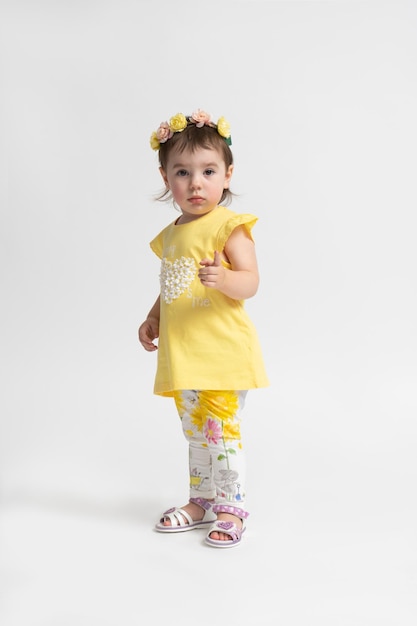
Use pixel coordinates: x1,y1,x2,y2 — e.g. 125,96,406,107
150,205,269,396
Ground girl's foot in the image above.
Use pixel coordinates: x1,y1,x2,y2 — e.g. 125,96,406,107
161,500,213,527
208,512,243,541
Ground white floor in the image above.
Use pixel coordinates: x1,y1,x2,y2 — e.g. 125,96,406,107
1,456,416,625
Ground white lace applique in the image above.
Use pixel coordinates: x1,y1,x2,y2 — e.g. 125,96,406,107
160,256,197,304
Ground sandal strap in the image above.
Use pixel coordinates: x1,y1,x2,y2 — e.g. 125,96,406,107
161,506,193,527
212,504,249,519
189,497,213,511
208,520,244,541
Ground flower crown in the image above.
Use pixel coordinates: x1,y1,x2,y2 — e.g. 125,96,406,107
150,109,232,151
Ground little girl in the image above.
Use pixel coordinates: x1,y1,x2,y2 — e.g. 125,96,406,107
138,109,269,548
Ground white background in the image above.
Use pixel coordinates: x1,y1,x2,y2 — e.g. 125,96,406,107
1,1,416,624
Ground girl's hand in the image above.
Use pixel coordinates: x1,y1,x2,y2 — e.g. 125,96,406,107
198,251,225,289
138,317,159,351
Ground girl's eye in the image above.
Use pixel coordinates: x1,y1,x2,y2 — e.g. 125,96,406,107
176,169,188,177
204,169,215,175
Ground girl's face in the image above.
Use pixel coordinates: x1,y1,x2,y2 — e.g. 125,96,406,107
160,147,233,223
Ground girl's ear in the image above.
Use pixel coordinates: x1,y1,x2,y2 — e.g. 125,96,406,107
159,166,169,188
224,164,234,189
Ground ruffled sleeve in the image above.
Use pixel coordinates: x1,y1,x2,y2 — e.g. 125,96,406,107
150,230,165,259
215,213,258,252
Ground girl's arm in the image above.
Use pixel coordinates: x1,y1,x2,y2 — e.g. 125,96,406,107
138,295,160,351
198,225,259,300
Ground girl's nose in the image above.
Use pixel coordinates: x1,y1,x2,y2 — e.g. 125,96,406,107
190,174,202,190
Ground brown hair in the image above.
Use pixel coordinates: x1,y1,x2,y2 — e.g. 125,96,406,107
156,123,234,206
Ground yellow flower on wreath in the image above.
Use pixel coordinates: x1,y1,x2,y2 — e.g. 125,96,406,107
169,113,187,132
216,116,231,139
150,131,160,151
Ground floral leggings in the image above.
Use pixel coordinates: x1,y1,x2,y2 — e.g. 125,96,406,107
173,389,248,511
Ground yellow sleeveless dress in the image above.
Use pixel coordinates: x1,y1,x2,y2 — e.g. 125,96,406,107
150,205,269,396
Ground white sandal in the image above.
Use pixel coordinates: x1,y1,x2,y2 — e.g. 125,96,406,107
205,504,249,548
155,497,216,533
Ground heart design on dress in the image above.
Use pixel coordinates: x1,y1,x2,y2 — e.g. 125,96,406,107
160,256,197,304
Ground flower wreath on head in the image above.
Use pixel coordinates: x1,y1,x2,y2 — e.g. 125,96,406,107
150,109,232,151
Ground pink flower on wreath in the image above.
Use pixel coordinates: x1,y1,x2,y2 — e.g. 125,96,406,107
190,108,212,127
204,418,222,444
156,121,173,143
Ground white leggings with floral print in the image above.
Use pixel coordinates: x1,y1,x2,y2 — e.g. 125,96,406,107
173,390,248,511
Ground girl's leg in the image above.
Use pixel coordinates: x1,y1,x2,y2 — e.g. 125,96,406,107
174,389,216,500
159,390,248,533
156,391,216,528
196,390,249,542
196,390,248,509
